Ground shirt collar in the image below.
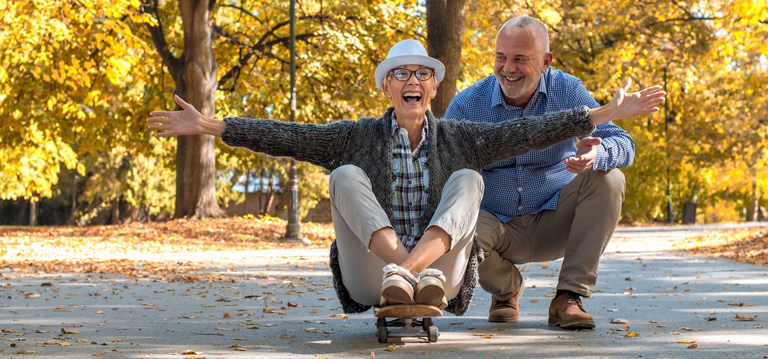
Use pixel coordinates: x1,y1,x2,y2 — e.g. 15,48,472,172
492,72,549,109
390,112,429,136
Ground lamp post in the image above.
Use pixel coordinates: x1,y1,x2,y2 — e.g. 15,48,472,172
660,40,674,224
663,64,672,223
281,0,309,244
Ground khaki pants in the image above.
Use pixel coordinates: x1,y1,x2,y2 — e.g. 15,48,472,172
476,169,625,300
330,165,483,306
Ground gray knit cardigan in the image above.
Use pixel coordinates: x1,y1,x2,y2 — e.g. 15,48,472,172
221,106,594,315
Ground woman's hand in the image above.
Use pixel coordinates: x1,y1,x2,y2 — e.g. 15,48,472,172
589,78,665,126
147,95,225,137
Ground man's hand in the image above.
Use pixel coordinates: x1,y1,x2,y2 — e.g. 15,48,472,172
564,137,601,173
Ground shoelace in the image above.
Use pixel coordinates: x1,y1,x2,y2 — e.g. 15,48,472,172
564,293,586,312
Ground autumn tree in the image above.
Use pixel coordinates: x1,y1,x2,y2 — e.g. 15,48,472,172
0,0,164,224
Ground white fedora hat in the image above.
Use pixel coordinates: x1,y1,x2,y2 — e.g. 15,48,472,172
374,39,445,90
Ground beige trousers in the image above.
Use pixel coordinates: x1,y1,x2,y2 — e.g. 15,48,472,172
330,165,483,306
476,169,625,299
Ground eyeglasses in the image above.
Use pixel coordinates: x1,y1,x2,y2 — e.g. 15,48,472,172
388,68,434,82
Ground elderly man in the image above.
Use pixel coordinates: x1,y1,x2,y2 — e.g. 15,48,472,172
445,16,635,329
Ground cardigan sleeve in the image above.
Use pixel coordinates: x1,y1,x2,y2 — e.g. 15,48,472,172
221,117,354,171
457,106,595,168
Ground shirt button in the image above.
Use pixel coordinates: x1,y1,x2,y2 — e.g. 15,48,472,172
517,187,523,192
518,206,523,210
408,180,412,185
410,224,415,227
408,202,412,205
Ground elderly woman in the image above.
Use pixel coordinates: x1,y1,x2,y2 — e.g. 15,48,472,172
148,40,664,315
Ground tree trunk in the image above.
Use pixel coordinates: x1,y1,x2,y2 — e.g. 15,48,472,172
110,197,120,225
263,164,276,216
244,168,251,215
131,205,140,223
65,171,78,225
144,0,223,220
426,0,467,118
751,175,759,222
16,198,28,225
29,196,38,226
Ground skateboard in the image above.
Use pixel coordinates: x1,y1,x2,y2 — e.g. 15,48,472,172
373,304,442,343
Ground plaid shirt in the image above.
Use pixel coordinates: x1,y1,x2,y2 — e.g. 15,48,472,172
390,116,430,252
445,68,635,222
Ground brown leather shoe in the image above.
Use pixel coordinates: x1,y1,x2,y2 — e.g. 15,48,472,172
548,292,596,329
488,284,524,323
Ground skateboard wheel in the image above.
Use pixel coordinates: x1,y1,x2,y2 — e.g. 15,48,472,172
422,317,432,331
376,317,386,328
428,326,438,342
377,326,389,343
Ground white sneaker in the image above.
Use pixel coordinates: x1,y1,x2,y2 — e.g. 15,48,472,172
380,263,418,306
415,268,447,309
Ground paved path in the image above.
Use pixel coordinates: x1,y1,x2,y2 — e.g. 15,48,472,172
1,224,767,358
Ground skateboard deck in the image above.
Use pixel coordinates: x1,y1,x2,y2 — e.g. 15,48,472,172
374,304,442,343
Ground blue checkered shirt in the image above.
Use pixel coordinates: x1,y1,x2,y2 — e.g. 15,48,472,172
391,116,430,251
445,68,635,222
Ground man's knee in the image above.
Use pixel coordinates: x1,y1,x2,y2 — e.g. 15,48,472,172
474,211,500,256
583,169,625,199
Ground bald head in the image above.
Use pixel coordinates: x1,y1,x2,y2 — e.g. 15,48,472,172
497,16,549,54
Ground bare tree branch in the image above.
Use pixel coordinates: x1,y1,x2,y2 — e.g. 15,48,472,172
141,0,183,76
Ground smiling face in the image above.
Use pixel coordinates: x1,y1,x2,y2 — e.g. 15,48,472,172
382,65,438,124
494,26,553,107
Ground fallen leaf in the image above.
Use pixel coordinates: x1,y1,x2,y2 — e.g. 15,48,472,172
677,340,698,344
280,334,295,338
305,328,323,333
472,333,495,338
326,314,348,319
610,318,629,324
180,350,198,355
688,344,698,349
734,314,757,321
625,332,638,337
215,328,235,331
61,328,80,334
16,350,36,354
385,343,396,352
223,313,234,318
